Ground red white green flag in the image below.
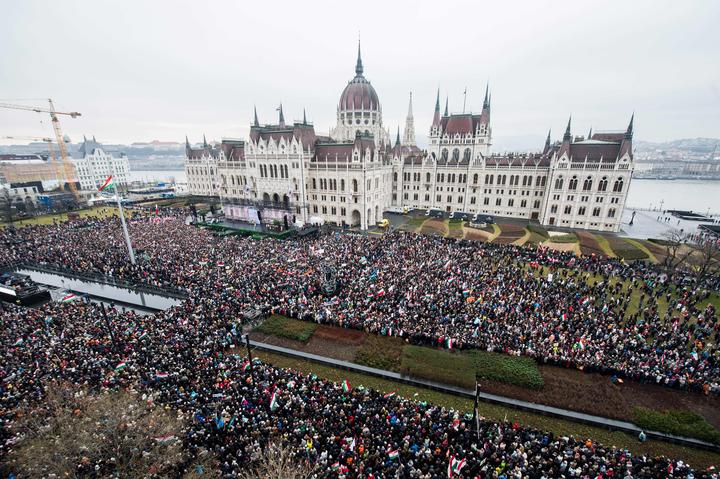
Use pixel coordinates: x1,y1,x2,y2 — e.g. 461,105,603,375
388,449,400,460
98,175,114,192
269,391,280,411
154,435,177,445
342,379,351,392
383,391,396,399
447,455,466,477
61,293,78,303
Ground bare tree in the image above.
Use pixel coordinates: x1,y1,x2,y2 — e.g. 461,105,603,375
660,229,693,276
237,441,314,479
691,235,720,286
4,383,188,478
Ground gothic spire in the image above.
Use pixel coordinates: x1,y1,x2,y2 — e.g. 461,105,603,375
625,113,634,139
203,134,208,148
483,82,490,109
545,129,551,146
403,92,416,146
434,88,440,113
588,127,593,140
302,108,307,125
185,135,190,148
253,106,259,127
407,91,413,118
355,37,364,76
563,116,572,141
395,126,401,147
278,103,285,127
444,96,449,116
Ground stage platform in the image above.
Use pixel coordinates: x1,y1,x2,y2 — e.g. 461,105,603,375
196,220,318,240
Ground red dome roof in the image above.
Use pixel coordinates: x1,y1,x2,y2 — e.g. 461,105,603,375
339,76,380,111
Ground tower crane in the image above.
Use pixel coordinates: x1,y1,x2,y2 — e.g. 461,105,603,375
0,99,81,198
1,136,65,188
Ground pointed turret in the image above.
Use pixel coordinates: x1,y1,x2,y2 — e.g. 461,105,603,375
302,108,307,125
563,116,572,141
444,96,449,117
544,129,552,153
185,135,191,154
483,82,490,110
588,127,593,140
432,88,441,128
355,38,364,77
83,135,87,142
253,106,259,127
403,92,416,146
395,126,401,147
203,134,208,148
625,113,634,139
278,103,285,127
92,135,96,142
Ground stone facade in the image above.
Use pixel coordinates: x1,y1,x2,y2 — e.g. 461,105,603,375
185,46,634,232
72,137,131,191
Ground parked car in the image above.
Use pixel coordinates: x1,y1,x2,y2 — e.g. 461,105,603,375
425,208,444,218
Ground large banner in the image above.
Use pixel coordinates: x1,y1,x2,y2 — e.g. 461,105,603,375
225,205,289,224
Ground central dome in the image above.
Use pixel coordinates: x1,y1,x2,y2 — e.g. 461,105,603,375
339,77,380,111
338,43,380,112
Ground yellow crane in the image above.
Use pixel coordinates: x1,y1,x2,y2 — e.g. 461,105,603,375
1,135,65,188
0,99,81,198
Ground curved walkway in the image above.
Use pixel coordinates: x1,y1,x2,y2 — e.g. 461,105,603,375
248,339,720,453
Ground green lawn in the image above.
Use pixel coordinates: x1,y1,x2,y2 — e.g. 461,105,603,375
1,206,125,229
407,217,427,227
400,346,477,389
471,350,544,390
547,232,579,243
354,334,404,371
594,234,617,258
633,408,720,445
255,350,720,469
254,315,318,342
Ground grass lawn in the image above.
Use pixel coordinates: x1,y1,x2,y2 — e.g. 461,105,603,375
548,232,579,243
607,236,649,261
254,315,318,342
254,350,720,469
354,334,404,371
471,350,544,390
594,234,617,257
1,206,126,229
623,238,658,263
488,224,501,241
633,408,720,445
407,217,427,227
400,346,477,389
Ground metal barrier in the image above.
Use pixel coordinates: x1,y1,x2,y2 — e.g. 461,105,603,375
248,339,720,453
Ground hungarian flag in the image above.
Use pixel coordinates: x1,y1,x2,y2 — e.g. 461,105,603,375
154,435,177,445
242,361,251,372
445,337,454,350
342,379,351,392
269,391,280,411
98,175,114,192
13,338,24,346
61,293,78,303
138,331,149,340
447,455,466,477
388,449,400,460
114,361,127,372
155,372,169,380
383,391,396,399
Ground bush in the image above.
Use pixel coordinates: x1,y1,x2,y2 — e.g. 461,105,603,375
354,334,405,371
471,350,544,390
608,237,649,260
399,346,477,389
647,238,676,246
254,315,318,342
633,407,720,444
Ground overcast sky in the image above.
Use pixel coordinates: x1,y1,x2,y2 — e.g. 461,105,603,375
1,0,718,150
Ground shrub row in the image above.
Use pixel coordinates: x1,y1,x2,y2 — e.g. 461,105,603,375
633,407,720,445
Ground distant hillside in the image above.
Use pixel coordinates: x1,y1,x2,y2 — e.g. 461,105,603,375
636,138,719,154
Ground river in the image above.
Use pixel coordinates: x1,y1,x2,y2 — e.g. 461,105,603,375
130,169,720,215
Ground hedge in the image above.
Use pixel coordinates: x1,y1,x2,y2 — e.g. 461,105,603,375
633,407,720,444
471,350,545,390
254,315,318,342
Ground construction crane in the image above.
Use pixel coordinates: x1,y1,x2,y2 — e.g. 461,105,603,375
1,135,65,188
0,99,81,198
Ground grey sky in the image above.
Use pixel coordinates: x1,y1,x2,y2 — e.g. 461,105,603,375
1,0,718,150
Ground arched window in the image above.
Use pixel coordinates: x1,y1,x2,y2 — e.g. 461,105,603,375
352,179,358,192
441,149,448,161
582,176,593,191
555,177,564,190
393,172,398,182
598,177,608,192
341,179,345,191
613,178,624,192
452,149,460,161
426,172,431,183
312,178,317,189
463,148,471,161
569,176,578,190
473,173,478,184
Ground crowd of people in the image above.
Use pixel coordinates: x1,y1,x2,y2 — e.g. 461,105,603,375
0,211,719,476
2,213,718,394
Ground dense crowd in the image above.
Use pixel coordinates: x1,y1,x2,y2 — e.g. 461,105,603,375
1,290,716,477
2,214,718,394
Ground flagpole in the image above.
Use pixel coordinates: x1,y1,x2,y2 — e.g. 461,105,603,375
110,175,136,265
